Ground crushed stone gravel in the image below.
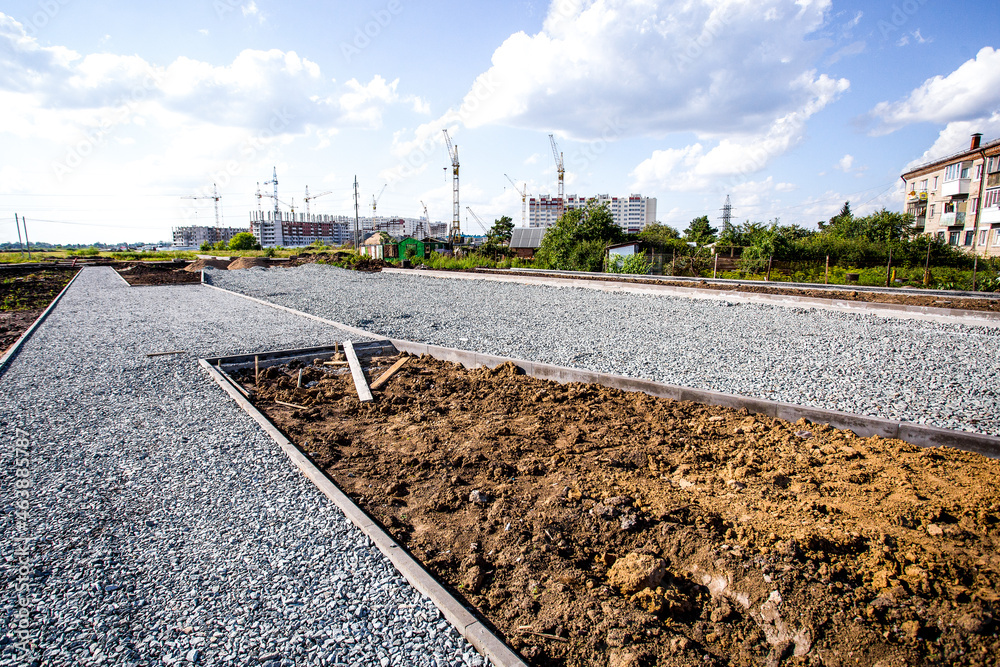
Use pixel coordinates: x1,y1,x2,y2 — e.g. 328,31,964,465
0,267,488,667
207,264,1000,437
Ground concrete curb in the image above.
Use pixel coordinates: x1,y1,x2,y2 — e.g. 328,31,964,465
0,267,82,379
203,280,1000,458
198,358,528,667
383,268,1000,328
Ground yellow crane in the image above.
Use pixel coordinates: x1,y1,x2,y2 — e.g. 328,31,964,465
443,129,460,244
505,174,528,227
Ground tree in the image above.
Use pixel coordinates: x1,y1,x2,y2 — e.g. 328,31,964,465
857,209,915,243
637,222,681,247
607,251,651,275
199,241,213,251
534,202,624,271
487,216,515,245
683,215,718,245
228,232,261,251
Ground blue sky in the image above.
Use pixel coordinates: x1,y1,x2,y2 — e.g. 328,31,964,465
2,0,999,244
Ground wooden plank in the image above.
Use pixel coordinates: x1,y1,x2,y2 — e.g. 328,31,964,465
276,399,309,410
370,356,410,391
343,340,374,402
146,350,187,357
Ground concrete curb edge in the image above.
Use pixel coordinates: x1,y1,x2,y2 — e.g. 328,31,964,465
0,267,82,378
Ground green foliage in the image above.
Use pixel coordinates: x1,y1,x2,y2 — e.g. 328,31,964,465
212,240,228,251
818,202,914,243
488,216,515,244
199,241,213,251
607,251,651,275
637,222,680,247
68,246,101,257
228,232,261,251
683,215,718,245
263,246,276,258
534,202,624,271
404,245,417,260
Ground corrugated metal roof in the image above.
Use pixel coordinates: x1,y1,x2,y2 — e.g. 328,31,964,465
510,227,547,248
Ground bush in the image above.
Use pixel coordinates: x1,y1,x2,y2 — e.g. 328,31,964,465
607,252,651,275
228,232,261,251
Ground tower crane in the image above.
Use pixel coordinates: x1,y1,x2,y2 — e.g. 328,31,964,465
419,200,431,239
465,207,488,234
182,183,222,227
264,167,280,221
549,134,565,218
443,129,460,244
304,186,333,220
505,174,528,227
371,183,388,219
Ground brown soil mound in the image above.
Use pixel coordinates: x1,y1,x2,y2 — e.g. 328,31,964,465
244,356,1000,667
184,258,232,272
285,251,355,267
1,267,77,352
228,257,271,270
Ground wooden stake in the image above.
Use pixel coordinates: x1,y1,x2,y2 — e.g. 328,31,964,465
765,256,773,281
297,368,303,388
924,241,932,285
370,356,410,391
322,361,349,366
885,248,892,287
824,255,829,285
972,255,978,291
713,253,718,279
145,350,187,357
276,399,309,410
255,355,259,386
343,340,374,402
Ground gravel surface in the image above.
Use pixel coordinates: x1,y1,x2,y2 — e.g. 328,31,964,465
0,267,487,667
208,264,1000,437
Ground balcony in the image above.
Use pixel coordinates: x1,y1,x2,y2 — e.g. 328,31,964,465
941,178,971,197
940,212,966,227
980,206,1000,225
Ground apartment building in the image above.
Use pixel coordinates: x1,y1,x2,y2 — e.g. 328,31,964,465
171,225,248,248
528,194,657,234
901,133,1000,257
249,211,448,248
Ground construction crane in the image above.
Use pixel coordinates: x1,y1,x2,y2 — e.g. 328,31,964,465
419,200,431,239
465,207,488,234
182,183,222,227
549,134,565,218
505,174,528,227
304,186,333,220
443,129,460,244
371,183,388,219
264,167,280,221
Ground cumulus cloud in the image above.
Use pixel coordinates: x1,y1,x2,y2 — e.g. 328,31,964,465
836,154,854,171
866,47,1000,134
448,0,842,140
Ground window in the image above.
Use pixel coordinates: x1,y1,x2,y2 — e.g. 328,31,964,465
986,189,1000,208
944,202,955,213
945,164,960,181
920,179,928,191
971,196,980,213
933,176,939,189
929,204,935,217
996,230,1000,246
937,231,946,242
975,164,983,180
949,231,960,245
980,230,988,246
962,165,970,179
989,156,1000,174
964,231,974,246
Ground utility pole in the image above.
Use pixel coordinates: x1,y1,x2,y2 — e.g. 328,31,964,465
22,216,31,258
15,214,24,257
720,195,733,238
353,176,360,250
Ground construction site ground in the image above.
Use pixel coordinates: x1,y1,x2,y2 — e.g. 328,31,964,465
240,353,1000,667
0,265,77,354
115,261,201,285
473,270,1000,314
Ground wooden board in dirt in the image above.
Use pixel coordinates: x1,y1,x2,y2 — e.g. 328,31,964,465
240,355,1000,667
1,267,77,353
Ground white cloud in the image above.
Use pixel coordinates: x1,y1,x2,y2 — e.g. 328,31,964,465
241,1,265,23
447,0,842,141
904,111,1000,170
826,40,865,65
338,75,400,128
867,47,1000,134
836,154,854,171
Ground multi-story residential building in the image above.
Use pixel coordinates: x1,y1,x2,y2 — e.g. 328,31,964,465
172,225,249,248
901,133,1000,257
249,211,448,248
527,194,657,233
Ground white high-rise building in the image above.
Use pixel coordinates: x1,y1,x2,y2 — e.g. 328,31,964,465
527,194,656,233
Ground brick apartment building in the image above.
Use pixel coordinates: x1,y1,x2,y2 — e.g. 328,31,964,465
901,133,1000,257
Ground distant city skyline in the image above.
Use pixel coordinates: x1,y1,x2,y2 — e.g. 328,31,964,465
1,1,999,244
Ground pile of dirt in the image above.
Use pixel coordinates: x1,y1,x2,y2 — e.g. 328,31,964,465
244,356,1000,667
1,267,78,353
482,270,1000,314
284,250,355,267
352,256,390,272
227,256,271,270
183,258,232,272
